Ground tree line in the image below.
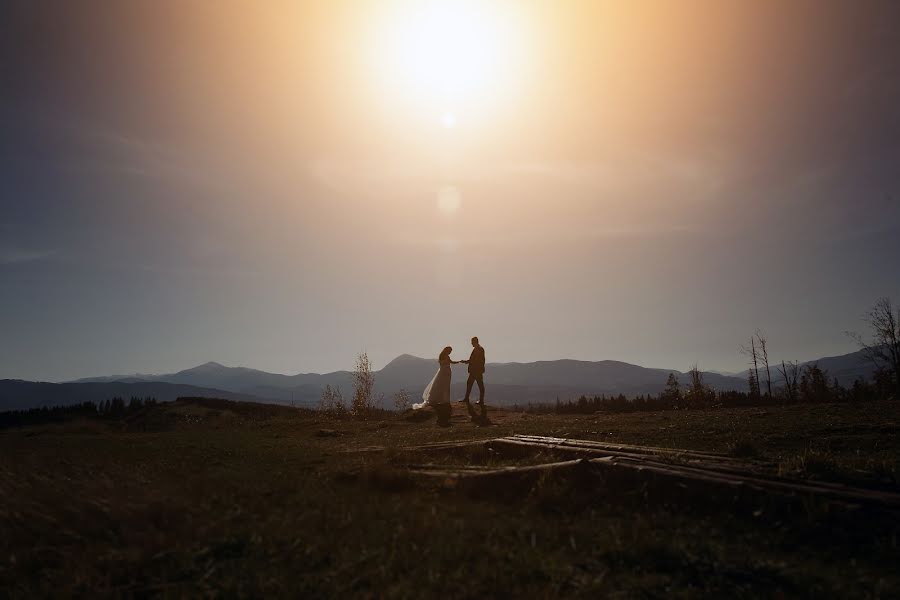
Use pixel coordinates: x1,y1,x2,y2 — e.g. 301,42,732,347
517,362,889,416
0,396,159,429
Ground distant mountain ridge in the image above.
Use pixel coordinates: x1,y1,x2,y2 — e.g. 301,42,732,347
70,354,749,403
0,380,271,413
1,348,874,413
57,354,753,409
737,348,875,387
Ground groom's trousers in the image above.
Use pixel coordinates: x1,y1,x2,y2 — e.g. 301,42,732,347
464,373,485,403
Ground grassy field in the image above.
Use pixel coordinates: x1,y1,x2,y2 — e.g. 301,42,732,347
1,399,899,598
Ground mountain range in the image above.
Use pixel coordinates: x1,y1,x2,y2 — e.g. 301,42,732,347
0,348,876,413
736,349,878,388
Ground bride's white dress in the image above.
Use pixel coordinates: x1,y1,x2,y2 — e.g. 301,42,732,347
413,357,452,409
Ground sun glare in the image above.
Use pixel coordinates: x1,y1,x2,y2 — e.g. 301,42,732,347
372,1,524,121
437,185,461,214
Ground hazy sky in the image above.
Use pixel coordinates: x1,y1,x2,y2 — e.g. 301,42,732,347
2,0,899,381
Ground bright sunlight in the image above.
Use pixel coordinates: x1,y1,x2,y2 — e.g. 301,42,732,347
371,0,527,122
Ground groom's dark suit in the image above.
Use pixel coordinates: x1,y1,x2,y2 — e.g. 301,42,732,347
464,344,485,404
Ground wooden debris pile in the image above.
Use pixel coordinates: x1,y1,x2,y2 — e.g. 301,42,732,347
388,435,900,514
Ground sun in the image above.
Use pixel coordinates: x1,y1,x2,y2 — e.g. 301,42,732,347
371,0,524,120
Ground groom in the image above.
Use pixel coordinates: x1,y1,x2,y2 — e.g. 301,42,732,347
460,336,486,418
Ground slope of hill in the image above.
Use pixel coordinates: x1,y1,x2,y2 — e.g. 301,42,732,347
801,349,876,385
738,348,876,387
73,362,354,401
0,380,293,413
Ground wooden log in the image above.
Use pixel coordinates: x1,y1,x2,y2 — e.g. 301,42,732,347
509,434,743,462
397,440,900,512
407,459,593,497
493,438,773,480
340,439,486,455
490,438,900,509
379,435,900,512
488,438,757,473
407,454,900,512
504,435,896,498
406,458,585,478
595,456,900,510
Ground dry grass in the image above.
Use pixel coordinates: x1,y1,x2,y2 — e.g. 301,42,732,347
1,399,899,597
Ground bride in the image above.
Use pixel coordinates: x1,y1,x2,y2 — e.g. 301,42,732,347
413,346,459,410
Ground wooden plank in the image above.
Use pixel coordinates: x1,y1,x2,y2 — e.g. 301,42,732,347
380,435,900,511
506,435,892,497
509,434,743,462
406,450,900,511
598,457,900,507
341,439,486,454
487,438,750,470
386,436,900,512
406,459,593,495
406,458,585,478
488,438,773,480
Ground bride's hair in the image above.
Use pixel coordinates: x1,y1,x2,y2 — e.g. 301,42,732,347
440,346,452,360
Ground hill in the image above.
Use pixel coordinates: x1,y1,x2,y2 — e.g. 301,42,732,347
738,348,876,387
0,380,285,413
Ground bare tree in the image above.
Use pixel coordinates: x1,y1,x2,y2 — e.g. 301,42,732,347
777,360,800,403
755,330,773,398
740,337,761,400
393,388,411,412
352,352,376,417
319,384,345,414
849,297,900,396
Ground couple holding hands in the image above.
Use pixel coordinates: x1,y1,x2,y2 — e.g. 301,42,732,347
413,336,486,425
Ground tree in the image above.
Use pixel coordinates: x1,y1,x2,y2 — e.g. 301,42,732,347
319,384,345,414
741,337,762,401
109,397,125,417
393,388,411,411
755,330,773,398
661,372,681,407
778,360,800,403
747,367,760,400
849,297,900,397
685,364,714,408
351,352,376,417
799,363,831,403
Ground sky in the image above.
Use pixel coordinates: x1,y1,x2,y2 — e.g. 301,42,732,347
2,0,899,382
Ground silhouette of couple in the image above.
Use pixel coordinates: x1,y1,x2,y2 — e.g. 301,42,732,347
413,337,486,425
